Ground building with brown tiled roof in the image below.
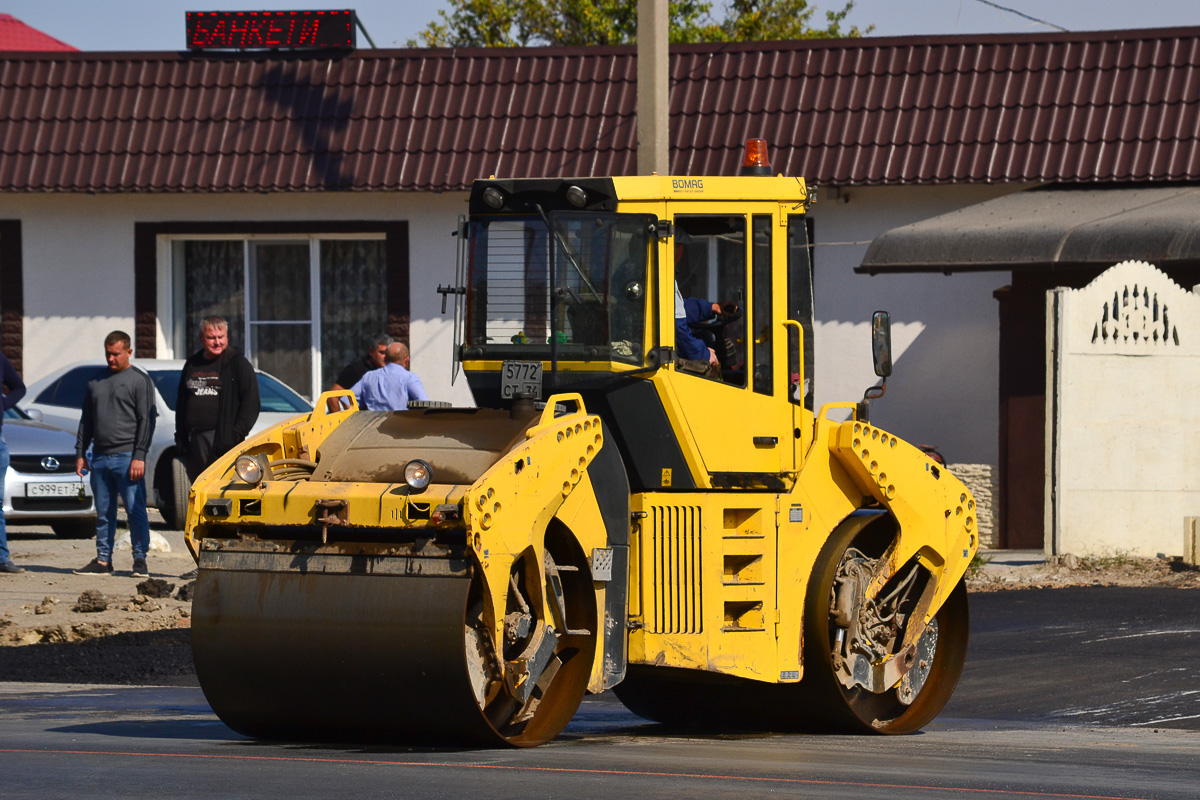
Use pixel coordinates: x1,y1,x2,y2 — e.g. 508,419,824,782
3,30,1199,193
2,27,1199,547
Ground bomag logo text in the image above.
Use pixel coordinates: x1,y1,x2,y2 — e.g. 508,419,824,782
672,178,704,192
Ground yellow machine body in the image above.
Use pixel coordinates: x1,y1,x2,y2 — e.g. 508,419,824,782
186,171,978,745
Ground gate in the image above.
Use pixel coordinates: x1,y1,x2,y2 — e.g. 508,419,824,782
1046,261,1200,557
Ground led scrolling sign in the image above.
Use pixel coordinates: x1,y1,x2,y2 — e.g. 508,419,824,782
186,10,357,50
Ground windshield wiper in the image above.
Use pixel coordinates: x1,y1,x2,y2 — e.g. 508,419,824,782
534,204,602,302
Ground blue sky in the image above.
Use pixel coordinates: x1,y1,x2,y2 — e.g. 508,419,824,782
4,0,1198,50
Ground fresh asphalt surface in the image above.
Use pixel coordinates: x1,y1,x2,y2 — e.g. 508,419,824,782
2,587,1199,799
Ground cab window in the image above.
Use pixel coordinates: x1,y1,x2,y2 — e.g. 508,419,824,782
787,216,815,409
751,215,773,396
464,212,652,365
673,215,747,388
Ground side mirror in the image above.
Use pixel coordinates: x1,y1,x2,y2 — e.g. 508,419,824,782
871,310,892,378
24,407,43,422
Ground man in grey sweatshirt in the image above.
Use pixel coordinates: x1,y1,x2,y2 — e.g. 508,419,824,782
73,331,156,577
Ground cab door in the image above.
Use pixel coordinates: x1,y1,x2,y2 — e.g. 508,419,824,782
660,211,795,483
785,215,816,463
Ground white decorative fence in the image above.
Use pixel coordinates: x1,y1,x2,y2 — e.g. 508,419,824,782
1046,261,1200,557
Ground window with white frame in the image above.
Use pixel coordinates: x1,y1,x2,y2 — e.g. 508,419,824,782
169,235,388,400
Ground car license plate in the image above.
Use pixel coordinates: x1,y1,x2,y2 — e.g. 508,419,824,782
500,360,543,400
26,482,83,498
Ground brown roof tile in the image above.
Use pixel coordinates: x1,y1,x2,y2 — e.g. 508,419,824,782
2,27,1200,192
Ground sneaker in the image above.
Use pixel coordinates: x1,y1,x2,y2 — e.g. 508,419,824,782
73,559,113,576
180,568,199,580
0,561,24,574
131,558,149,578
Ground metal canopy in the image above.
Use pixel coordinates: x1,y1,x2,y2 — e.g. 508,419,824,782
858,186,1200,274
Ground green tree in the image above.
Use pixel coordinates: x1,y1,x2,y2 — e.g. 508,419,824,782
710,0,866,41
410,0,869,48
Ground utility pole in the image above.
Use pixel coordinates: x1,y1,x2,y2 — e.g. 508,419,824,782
636,0,669,175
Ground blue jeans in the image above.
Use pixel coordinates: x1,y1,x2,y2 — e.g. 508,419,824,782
90,451,149,563
0,432,10,564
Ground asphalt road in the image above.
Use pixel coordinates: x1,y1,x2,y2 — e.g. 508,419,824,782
1,587,1198,799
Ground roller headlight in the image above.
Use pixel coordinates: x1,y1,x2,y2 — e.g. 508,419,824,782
404,459,433,491
234,454,267,485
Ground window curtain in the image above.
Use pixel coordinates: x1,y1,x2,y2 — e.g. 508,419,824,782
319,240,387,391
250,243,311,398
184,241,245,353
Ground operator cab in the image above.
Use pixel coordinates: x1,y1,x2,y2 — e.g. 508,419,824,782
447,141,817,486
451,142,814,410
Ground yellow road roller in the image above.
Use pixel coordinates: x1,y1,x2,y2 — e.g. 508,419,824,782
186,144,978,746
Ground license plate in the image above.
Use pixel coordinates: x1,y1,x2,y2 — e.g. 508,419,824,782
25,482,83,498
500,360,543,400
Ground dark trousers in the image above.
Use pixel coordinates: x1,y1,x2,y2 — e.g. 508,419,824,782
185,429,218,483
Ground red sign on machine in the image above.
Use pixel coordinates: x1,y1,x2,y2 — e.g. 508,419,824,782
186,10,357,50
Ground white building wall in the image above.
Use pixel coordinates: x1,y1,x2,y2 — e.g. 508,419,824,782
1046,261,1200,558
810,184,1025,465
0,191,474,406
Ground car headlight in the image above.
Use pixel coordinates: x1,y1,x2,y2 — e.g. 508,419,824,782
404,459,432,491
234,454,268,485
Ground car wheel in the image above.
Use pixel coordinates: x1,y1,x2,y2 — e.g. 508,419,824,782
51,519,96,539
168,456,191,531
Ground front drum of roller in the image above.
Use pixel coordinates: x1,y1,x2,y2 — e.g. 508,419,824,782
191,549,496,744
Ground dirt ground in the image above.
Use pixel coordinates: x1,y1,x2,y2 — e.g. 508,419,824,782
969,550,1200,591
1,515,1198,685
0,513,199,685
0,512,196,647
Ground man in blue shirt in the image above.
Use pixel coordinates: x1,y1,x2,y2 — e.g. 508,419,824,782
675,281,719,368
350,342,429,411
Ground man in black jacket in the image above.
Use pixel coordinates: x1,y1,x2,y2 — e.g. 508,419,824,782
175,316,260,483
326,332,391,412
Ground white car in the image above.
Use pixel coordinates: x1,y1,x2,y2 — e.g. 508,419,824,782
23,359,312,530
3,406,97,538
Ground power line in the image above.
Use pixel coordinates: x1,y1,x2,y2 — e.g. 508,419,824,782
972,0,1069,32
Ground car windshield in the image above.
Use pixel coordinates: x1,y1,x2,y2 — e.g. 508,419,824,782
257,373,312,413
3,406,25,420
147,370,311,413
